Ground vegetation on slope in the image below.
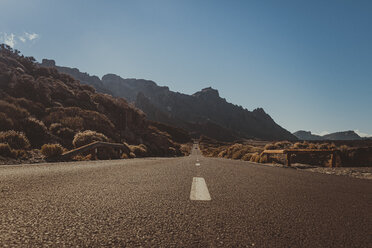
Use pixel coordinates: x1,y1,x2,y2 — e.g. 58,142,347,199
199,136,372,167
0,44,188,163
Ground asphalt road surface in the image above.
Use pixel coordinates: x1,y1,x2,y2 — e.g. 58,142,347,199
1,144,371,247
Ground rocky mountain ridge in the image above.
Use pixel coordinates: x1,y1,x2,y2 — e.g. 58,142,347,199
41,59,297,141
293,130,363,141
0,45,183,157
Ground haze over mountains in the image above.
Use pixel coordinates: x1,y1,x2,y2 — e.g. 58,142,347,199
41,59,297,141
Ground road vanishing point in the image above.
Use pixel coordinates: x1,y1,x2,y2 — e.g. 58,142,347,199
1,144,371,247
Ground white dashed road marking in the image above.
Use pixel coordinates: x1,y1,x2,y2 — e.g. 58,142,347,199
195,163,200,166
190,177,211,201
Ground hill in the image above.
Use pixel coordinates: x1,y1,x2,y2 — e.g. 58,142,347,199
41,60,297,141
0,44,184,157
293,130,362,141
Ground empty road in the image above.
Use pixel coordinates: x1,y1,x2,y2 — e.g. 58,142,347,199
1,145,371,247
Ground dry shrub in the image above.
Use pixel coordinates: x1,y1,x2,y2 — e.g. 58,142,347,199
129,152,136,158
241,153,253,161
273,141,292,149
129,144,148,157
22,117,48,148
121,153,129,159
41,144,64,158
0,143,12,157
72,130,108,148
0,100,29,120
318,143,329,149
293,142,309,149
49,123,75,148
308,143,318,149
11,149,28,160
180,143,192,156
264,143,277,150
0,130,30,150
218,150,227,158
250,153,261,163
0,112,13,131
259,154,268,163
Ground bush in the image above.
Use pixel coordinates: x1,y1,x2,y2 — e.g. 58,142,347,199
49,123,75,148
241,153,253,161
41,144,64,158
0,112,13,131
293,142,309,149
22,117,48,148
0,143,12,157
0,130,30,150
11,149,28,160
264,143,277,150
0,100,29,120
250,153,261,163
72,130,108,148
273,141,292,149
129,144,148,157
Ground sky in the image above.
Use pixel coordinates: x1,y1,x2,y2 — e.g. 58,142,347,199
1,0,371,136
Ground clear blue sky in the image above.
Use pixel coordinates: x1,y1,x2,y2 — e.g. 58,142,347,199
1,0,371,136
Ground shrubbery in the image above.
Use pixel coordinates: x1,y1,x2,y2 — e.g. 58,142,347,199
0,130,30,150
41,144,64,158
22,117,48,148
129,144,148,157
0,112,13,131
49,123,75,148
72,130,108,148
0,143,12,157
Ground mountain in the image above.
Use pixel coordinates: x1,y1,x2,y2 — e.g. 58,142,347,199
41,59,297,141
0,45,184,156
293,131,323,140
323,131,362,140
293,130,362,141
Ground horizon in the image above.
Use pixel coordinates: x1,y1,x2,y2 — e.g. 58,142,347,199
1,0,371,136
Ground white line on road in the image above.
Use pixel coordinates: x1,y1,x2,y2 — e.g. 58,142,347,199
190,177,211,201
195,163,200,166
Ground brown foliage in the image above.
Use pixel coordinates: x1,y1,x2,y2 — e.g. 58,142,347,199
41,144,64,158
22,117,48,148
72,130,108,148
129,144,148,157
0,112,13,131
0,130,30,150
180,143,192,156
0,143,12,157
49,123,75,148
0,100,29,120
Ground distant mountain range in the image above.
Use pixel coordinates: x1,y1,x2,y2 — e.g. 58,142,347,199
41,59,297,141
293,130,366,140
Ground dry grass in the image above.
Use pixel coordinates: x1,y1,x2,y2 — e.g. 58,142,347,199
41,144,64,158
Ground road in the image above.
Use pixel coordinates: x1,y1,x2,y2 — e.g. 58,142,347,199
1,144,371,247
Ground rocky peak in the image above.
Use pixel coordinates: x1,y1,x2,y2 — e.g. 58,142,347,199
41,59,56,67
193,87,220,99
